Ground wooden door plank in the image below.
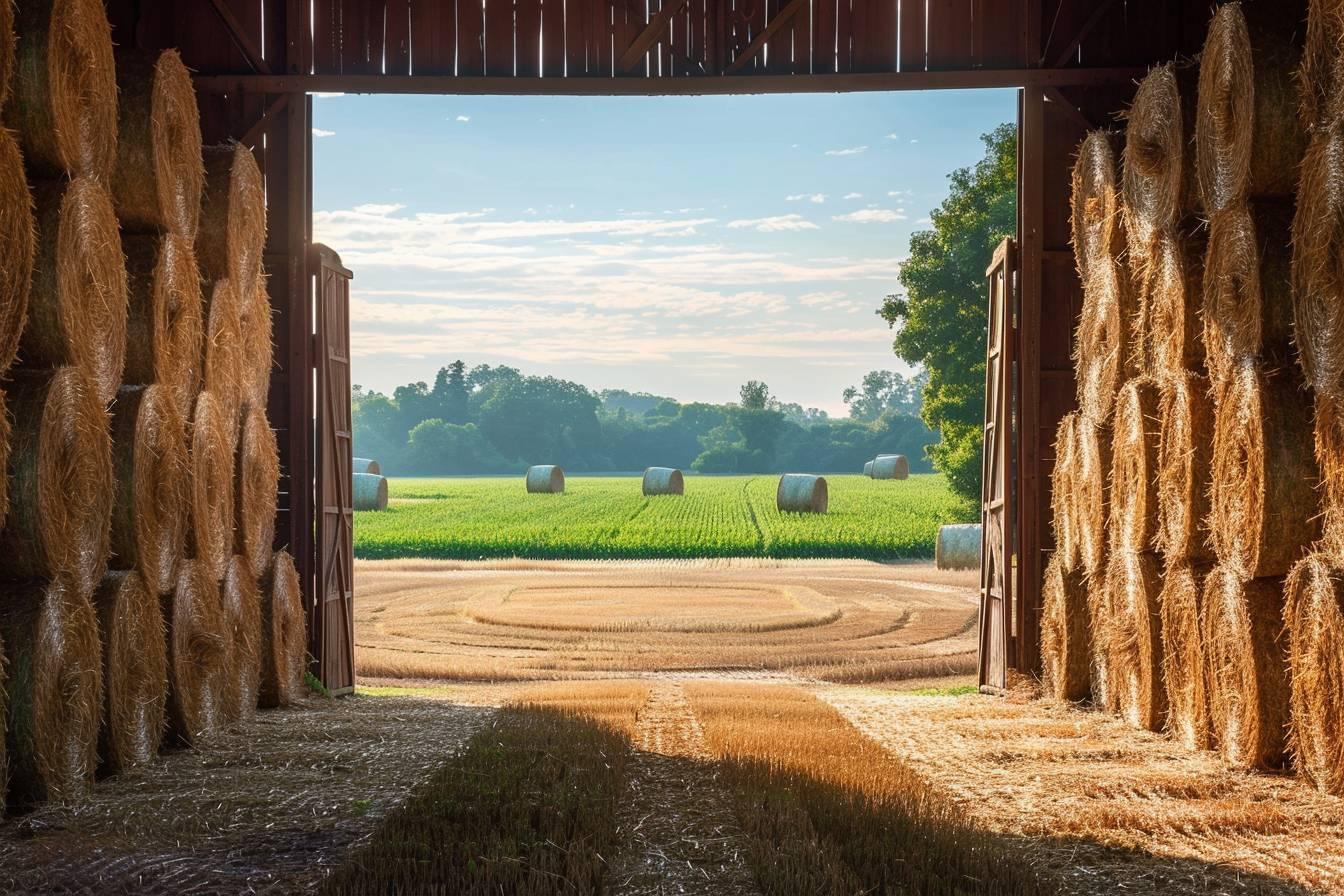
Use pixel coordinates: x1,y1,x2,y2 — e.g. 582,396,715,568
411,0,457,74
485,0,515,74
386,0,412,73
542,0,566,74
517,0,542,73
897,0,922,71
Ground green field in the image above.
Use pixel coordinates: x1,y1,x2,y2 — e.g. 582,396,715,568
353,474,967,561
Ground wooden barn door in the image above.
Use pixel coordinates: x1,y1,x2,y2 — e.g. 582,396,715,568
312,243,355,696
979,238,1017,694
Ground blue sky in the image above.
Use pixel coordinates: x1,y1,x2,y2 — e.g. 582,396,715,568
313,89,1014,415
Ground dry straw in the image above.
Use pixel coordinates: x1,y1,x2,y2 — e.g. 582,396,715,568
1087,568,1120,713
197,143,266,289
1050,413,1079,571
1202,201,1294,393
259,550,306,708
353,473,389,511
871,454,909,480
164,559,228,745
0,127,34,374
235,404,279,578
353,457,381,476
1108,377,1163,555
1292,123,1344,398
111,49,204,236
1155,371,1214,564
1314,392,1344,548
92,570,166,773
240,274,273,411
1073,416,1112,576
1160,562,1212,751
1142,226,1205,378
23,177,127,404
1299,0,1344,131
1210,361,1320,577
1075,260,1137,423
934,523,980,571
122,233,204,421
187,391,235,583
1070,130,1125,285
1285,552,1344,794
776,474,828,514
0,578,102,807
1105,549,1166,731
7,0,117,180
204,278,244,444
1123,63,1199,257
0,367,111,594
1041,553,1091,702
526,464,565,494
1203,564,1291,769
221,555,262,722
108,385,187,596
642,466,684,496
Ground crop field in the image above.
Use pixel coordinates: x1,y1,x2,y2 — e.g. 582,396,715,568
353,473,964,560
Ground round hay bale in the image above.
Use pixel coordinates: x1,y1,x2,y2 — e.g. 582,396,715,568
235,404,279,578
353,472,388,511
1203,564,1291,769
776,473,828,514
1123,62,1200,255
1109,377,1163,556
203,278,244,445
220,554,261,723
1141,225,1206,378
1210,361,1321,578
862,459,873,477
642,466,684,496
1292,125,1344,398
1202,201,1295,393
164,558,228,745
1075,256,1137,423
1089,566,1121,713
1070,130,1125,285
526,465,565,494
1314,392,1344,549
111,49,203,237
259,550,305,708
1284,552,1344,793
1104,549,1167,731
1041,553,1092,702
197,143,266,289
92,570,166,773
871,454,909,480
187,391,235,583
352,457,381,476
1155,372,1215,564
1300,0,1344,131
240,274,273,411
1160,561,1213,751
0,367,111,594
1196,2,1305,211
22,177,127,404
935,523,980,571
1073,416,1113,576
122,233,203,420
108,385,187,596
0,128,34,375
7,0,117,180
1051,413,1079,571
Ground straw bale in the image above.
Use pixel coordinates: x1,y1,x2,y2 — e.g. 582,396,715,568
122,233,203,420
1155,371,1215,564
1160,561,1213,751
1042,553,1092,702
186,391,234,583
1105,549,1167,731
642,467,684,496
1284,552,1344,793
776,474,828,514
92,569,166,772
1109,377,1163,555
164,559,228,745
221,554,261,722
526,465,565,494
235,404,279,578
0,127,34,374
197,143,265,289
258,550,305,708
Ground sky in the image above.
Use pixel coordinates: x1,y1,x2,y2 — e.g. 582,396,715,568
312,89,1014,416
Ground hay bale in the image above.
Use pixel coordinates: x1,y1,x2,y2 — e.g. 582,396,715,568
0,128,33,375
1314,392,1344,548
1123,62,1200,256
642,466,684,496
164,559,228,745
1088,567,1121,713
1105,550,1167,731
240,274,273,411
526,465,565,494
862,460,873,477
111,49,203,237
197,143,266,289
7,0,116,180
235,404,279,578
352,457,381,476
935,523,980,571
1300,0,1344,131
871,454,909,480
353,473,388,511
1202,200,1295,392
1155,371,1215,564
1204,564,1291,769
1075,256,1137,423
0,578,101,807
1108,377,1163,556
1042,553,1092,702
187,391,235,583
203,278,244,444
22,177,127,404
109,385,187,596
1196,2,1305,211
1070,130,1125,285
1142,226,1206,377
92,570,166,773
1074,416,1113,576
1160,561,1213,751
1285,552,1344,793
1210,361,1321,577
0,367,111,594
221,555,261,722
122,233,203,420
1051,413,1079,570
1292,125,1344,398
259,550,305,708
776,474,828,514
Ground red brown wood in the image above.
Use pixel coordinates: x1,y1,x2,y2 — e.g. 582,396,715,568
517,0,542,75
410,0,457,74
927,0,974,70
386,0,412,74
542,0,566,75
459,0,487,75
898,0,923,70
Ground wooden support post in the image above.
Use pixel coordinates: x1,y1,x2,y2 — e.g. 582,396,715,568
1017,85,1045,675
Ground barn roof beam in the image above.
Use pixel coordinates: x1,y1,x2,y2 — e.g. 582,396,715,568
1046,0,1123,68
207,0,272,75
723,0,807,75
618,0,692,72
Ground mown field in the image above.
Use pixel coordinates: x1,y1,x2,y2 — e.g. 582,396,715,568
352,473,966,560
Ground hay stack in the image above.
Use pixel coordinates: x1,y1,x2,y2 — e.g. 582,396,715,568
871,454,910,480
0,578,102,806
353,457,381,476
1074,416,1113,575
1071,130,1125,285
0,128,33,374
1042,554,1091,702
1155,372,1215,564
8,0,117,181
353,473,388,511
1314,392,1344,547
935,524,980,571
1123,63,1200,257
111,49,203,236
1075,241,1136,423
240,275,273,411
1202,201,1295,392
1204,564,1291,769
1284,552,1344,793
1109,377,1163,555
23,177,127,404
203,278,244,442
164,560,228,745
221,555,261,722
1209,361,1320,578
862,460,873,477
642,466,684,496
187,391,234,583
0,367,111,594
122,233,203,421
1050,413,1079,570
235,404,279,578
109,385,187,596
1143,226,1206,378
1088,567,1121,713
1160,562,1212,750
197,143,265,289
1292,122,1344,398
1196,2,1304,212
526,465,565,494
259,550,305,708
1299,0,1344,132
1105,550,1167,731
92,570,166,772
777,474,828,514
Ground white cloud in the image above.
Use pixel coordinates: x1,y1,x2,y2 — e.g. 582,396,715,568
885,132,900,140
455,115,471,122
313,92,345,98
785,193,827,204
832,209,907,224
917,216,933,224
350,202,407,216
824,146,868,156
843,192,863,200
312,128,336,138
887,190,912,198
726,214,819,232
909,139,919,144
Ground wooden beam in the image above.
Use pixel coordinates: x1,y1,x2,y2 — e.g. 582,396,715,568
723,0,806,75
618,0,691,73
240,94,290,149
207,0,272,75
1044,86,1094,133
1048,0,1122,68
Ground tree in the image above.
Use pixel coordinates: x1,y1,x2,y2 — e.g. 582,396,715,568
878,122,1016,509
738,380,773,410
842,369,927,422
432,360,470,424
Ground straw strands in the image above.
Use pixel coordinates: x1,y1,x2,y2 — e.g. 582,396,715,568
1109,377,1163,555
1285,553,1344,793
1299,0,1344,132
526,464,565,494
235,404,279,578
1160,562,1212,750
1042,554,1091,701
1292,120,1344,398
203,278,244,443
92,570,166,772
122,233,203,421
164,559,228,745
1050,414,1079,571
197,143,265,289
1070,131,1125,284
1105,550,1167,731
1123,63,1199,255
0,127,33,373
221,555,261,723
1073,417,1112,575
1155,372,1215,563
259,551,305,708
186,391,234,583
641,466,684,496
1074,221,1137,423
240,275,273,411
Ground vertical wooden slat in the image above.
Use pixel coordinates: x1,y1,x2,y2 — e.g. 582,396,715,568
311,0,340,72
974,0,1020,67
411,0,457,74
834,0,851,71
764,0,786,72
485,0,515,74
898,0,923,70
687,0,706,72
517,0,542,73
459,0,487,73
386,0,412,73
746,0,765,70
614,0,641,75
590,0,612,74
927,0,974,70
1018,85,1045,677
542,0,566,74
813,0,834,73
342,0,378,74
793,0,810,73
566,0,588,73
853,0,893,71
